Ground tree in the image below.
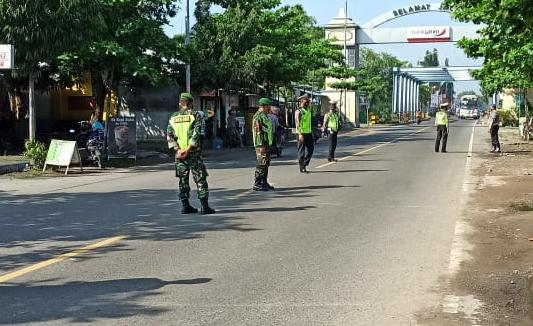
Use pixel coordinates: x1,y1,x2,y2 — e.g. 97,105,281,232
57,0,179,117
329,48,410,121
0,0,102,140
190,0,343,94
418,48,440,67
444,0,533,93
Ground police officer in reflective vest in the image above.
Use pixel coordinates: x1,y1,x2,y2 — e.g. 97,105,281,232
435,102,449,153
252,98,274,191
295,93,314,173
322,101,343,162
167,92,215,214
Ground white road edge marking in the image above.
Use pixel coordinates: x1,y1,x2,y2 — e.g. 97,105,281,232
449,122,476,275
443,121,484,324
315,126,430,169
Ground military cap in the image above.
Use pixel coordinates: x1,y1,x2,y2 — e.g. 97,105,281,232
180,92,194,101
258,98,272,106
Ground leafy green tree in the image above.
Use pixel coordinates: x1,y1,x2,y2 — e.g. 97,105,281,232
444,0,533,93
57,0,179,115
190,0,343,95
329,48,409,122
418,48,440,67
0,0,102,140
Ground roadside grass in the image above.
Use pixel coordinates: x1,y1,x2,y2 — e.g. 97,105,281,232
510,201,533,212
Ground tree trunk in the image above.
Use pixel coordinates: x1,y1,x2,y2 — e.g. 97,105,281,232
91,71,107,120
28,74,36,141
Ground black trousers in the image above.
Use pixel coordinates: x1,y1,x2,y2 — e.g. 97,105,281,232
329,132,338,159
435,125,448,152
297,133,314,167
491,126,500,150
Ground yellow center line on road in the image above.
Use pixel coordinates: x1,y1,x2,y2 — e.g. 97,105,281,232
315,126,431,169
0,236,126,284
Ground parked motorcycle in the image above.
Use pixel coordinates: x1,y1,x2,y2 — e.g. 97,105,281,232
69,121,105,168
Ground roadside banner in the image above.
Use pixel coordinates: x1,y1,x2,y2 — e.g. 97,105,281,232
430,94,440,108
107,116,137,159
43,140,83,175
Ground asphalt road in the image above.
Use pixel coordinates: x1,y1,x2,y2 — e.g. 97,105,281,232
0,119,478,325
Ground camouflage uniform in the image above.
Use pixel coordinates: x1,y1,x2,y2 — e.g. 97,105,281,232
167,109,209,201
252,109,273,186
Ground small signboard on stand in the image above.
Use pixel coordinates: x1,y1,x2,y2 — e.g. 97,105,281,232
43,140,83,175
107,116,137,160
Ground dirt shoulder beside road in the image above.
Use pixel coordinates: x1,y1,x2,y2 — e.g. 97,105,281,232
420,128,533,325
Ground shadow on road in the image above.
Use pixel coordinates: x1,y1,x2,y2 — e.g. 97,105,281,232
309,169,388,174
0,277,211,324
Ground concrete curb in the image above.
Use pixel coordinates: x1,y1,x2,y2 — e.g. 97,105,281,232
0,162,29,175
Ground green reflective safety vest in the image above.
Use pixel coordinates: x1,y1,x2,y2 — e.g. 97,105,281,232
298,108,312,134
252,111,273,147
170,114,195,149
436,111,448,126
328,113,340,132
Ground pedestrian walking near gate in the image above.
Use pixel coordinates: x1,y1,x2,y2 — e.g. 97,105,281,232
435,103,449,153
322,102,343,162
252,98,274,191
167,92,216,215
295,94,314,173
488,104,501,153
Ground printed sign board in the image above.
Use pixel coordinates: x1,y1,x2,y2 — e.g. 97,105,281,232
43,140,83,175
0,45,14,69
407,26,451,43
107,116,137,159
430,94,440,108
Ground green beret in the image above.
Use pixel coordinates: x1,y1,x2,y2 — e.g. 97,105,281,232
180,92,194,101
258,98,272,106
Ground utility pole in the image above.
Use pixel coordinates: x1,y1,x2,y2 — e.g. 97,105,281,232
185,0,191,92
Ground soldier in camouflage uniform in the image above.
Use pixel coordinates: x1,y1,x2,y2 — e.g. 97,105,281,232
167,93,215,214
252,98,274,191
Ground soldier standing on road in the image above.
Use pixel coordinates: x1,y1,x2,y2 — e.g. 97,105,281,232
435,102,449,153
322,102,343,162
167,93,216,215
295,94,314,173
488,104,501,153
252,98,274,191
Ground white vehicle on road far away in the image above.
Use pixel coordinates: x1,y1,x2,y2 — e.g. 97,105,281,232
459,107,480,119
459,94,480,119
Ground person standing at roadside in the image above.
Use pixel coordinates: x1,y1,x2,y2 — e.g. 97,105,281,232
322,102,343,162
167,92,216,215
488,104,501,153
435,102,449,153
252,98,274,191
295,94,314,173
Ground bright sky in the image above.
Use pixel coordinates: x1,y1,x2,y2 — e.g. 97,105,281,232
165,0,482,93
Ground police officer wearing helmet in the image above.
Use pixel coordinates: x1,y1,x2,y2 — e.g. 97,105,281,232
435,102,449,153
252,98,274,191
167,92,215,214
295,93,314,173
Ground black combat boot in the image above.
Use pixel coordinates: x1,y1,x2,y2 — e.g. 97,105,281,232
263,177,274,190
181,199,198,214
253,178,268,191
200,198,216,215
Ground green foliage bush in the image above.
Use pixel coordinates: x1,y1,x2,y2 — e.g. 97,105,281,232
23,140,47,169
497,109,518,127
